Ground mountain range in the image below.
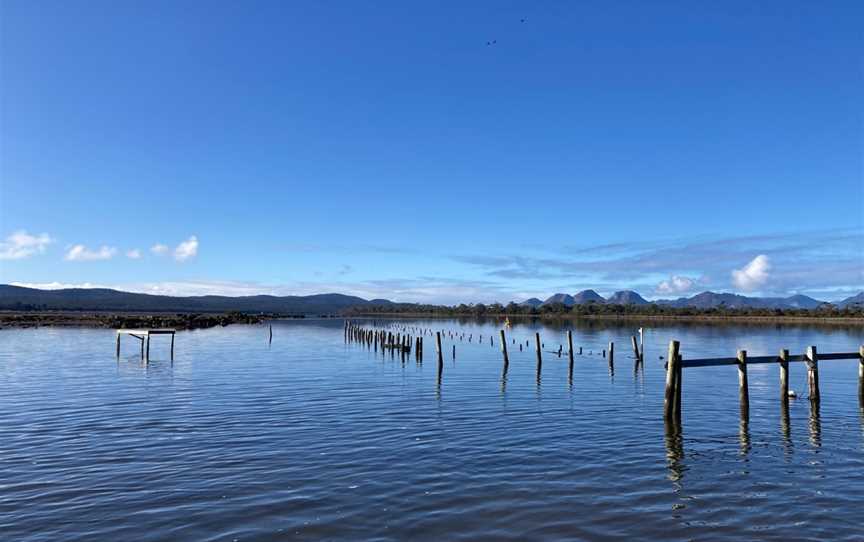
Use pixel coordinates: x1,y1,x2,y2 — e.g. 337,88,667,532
0,285,390,314
523,289,863,310
0,284,861,313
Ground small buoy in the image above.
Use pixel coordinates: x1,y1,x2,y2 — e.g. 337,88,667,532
788,390,797,398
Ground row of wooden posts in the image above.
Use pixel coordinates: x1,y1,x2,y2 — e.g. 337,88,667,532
345,321,864,424
344,321,644,380
663,341,864,425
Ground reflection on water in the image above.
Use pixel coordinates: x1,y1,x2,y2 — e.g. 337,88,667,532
1,318,862,541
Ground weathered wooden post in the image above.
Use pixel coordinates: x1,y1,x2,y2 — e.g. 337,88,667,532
779,349,789,401
806,345,819,401
170,332,175,361
452,344,456,360
567,330,574,376
535,332,542,375
664,341,681,422
116,333,121,358
145,335,150,362
499,329,509,368
608,341,614,365
737,350,749,422
269,325,273,344
436,332,443,374
674,353,682,420
859,345,864,401
578,346,582,355
631,336,640,363
140,336,144,360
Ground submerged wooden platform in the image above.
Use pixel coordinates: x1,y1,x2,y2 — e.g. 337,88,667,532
116,328,176,361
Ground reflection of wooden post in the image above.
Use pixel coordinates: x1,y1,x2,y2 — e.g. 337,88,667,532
663,341,680,421
534,333,542,374
116,333,121,357
737,350,749,422
567,331,574,375
806,346,819,401
779,349,789,401
499,330,509,368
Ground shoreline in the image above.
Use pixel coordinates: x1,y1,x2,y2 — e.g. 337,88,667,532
0,311,273,330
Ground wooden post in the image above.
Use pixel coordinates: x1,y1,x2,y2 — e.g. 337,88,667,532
806,345,819,401
608,341,614,365
452,344,456,360
499,329,509,368
578,346,582,355
436,332,443,373
779,349,789,401
738,350,749,421
663,341,680,421
170,332,175,361
567,330,574,376
859,345,864,401
534,332,542,375
631,336,640,362
140,337,144,360
116,333,121,358
145,335,150,362
673,353,682,420
269,325,273,344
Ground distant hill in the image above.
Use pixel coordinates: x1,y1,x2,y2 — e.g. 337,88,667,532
543,293,575,306
605,290,649,305
573,289,605,304
836,292,864,309
656,291,825,310
0,285,389,314
520,297,544,308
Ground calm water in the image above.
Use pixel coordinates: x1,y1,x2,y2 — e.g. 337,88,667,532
1,318,863,541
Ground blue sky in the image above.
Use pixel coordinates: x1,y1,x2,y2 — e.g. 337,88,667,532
1,0,862,303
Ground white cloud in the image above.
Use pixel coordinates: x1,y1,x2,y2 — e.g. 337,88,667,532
656,275,696,295
64,244,117,261
731,254,771,292
0,230,53,260
11,281,109,290
174,235,198,262
126,249,142,259
151,243,169,255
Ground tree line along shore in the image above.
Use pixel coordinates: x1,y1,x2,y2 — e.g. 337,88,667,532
344,301,864,324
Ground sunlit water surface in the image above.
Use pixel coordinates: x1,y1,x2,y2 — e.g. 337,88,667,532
1,318,863,541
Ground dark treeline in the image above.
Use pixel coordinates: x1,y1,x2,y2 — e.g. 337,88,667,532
345,301,864,319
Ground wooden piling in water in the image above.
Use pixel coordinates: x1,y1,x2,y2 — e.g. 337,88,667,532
663,341,680,422
779,349,789,401
631,335,640,363
608,342,614,365
535,333,542,375
806,345,819,401
499,329,509,368
859,346,864,400
436,332,443,373
567,330,574,376
115,334,121,358
737,350,749,422
170,333,175,361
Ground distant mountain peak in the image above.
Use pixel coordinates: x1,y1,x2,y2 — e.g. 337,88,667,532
605,290,649,305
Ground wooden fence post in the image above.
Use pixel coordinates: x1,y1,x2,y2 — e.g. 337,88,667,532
499,329,509,368
535,333,542,375
664,341,680,421
436,332,443,374
567,330,574,376
737,350,749,422
115,333,121,358
170,332,175,361
608,341,614,365
631,335,640,363
779,349,789,401
806,345,819,401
